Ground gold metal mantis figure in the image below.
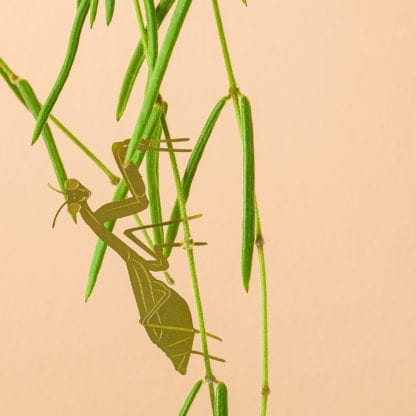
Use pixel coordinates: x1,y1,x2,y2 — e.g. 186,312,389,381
53,139,222,375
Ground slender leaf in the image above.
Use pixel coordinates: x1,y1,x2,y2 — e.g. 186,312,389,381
178,380,203,416
116,0,176,120
124,0,192,163
0,59,118,185
17,79,68,192
164,97,226,257
32,0,90,144
215,382,228,416
143,0,158,68
105,0,115,25
90,0,99,27
240,95,255,292
86,105,163,300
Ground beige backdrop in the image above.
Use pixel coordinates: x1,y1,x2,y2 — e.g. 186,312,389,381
1,1,416,415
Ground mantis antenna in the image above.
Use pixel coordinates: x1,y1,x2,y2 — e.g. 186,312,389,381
52,200,69,228
48,183,69,228
48,183,67,194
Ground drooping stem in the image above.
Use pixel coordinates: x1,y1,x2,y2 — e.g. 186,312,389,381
210,0,236,89
210,0,241,128
48,115,120,185
132,0,149,58
210,2,270,414
161,113,216,415
256,202,270,416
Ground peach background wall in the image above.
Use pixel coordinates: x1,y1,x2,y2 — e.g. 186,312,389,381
1,1,416,415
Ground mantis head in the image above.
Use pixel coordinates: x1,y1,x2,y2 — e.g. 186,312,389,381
65,178,91,217
50,178,91,227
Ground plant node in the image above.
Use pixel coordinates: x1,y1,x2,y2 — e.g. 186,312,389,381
205,374,217,384
256,234,265,248
181,237,195,250
228,85,241,97
261,386,271,397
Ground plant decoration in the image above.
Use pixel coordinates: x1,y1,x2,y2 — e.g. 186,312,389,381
1,1,269,414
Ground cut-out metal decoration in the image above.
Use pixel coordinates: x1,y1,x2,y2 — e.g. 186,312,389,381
53,139,222,374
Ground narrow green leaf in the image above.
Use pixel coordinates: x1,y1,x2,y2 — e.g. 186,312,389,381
146,108,164,245
143,0,158,68
178,380,203,416
32,0,90,144
164,97,227,257
242,0,248,5
116,0,176,120
124,0,192,163
240,95,255,292
85,105,163,301
17,79,68,192
0,59,118,185
90,0,99,27
215,382,228,416
105,0,115,25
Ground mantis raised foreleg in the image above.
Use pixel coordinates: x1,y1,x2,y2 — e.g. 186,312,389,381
56,138,222,374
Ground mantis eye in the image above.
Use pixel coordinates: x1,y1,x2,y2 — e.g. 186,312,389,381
65,178,80,191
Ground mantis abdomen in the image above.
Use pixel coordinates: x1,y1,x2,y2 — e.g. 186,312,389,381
127,259,194,374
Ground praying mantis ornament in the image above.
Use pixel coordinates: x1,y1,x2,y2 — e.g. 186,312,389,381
52,139,222,374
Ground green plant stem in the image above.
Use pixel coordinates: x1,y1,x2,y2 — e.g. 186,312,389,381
133,0,149,56
210,0,241,127
255,202,270,416
210,1,270,414
48,115,120,185
161,114,216,415
210,0,236,88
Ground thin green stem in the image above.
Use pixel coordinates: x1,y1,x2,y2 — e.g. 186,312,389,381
211,2,270,414
210,0,242,132
210,0,237,89
161,114,216,415
49,115,120,185
256,203,270,416
133,0,149,57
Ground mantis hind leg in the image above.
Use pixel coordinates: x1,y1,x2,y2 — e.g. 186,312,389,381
143,323,222,341
140,283,171,342
140,281,222,342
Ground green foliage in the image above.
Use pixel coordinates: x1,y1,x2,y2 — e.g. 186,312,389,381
105,0,115,25
241,95,255,292
215,382,228,416
178,380,203,415
1,1,269,414
90,0,99,27
32,0,90,144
